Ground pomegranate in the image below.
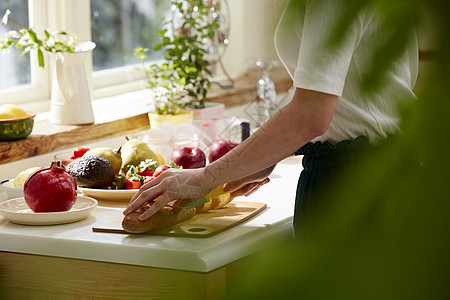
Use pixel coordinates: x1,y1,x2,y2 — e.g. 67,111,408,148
208,139,239,163
24,161,78,212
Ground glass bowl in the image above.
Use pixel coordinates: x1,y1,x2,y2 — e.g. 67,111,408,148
53,151,75,166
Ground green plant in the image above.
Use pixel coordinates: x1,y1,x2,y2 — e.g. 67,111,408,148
135,0,220,114
135,46,189,115
0,9,78,68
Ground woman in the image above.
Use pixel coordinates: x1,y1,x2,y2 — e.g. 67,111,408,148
123,0,418,237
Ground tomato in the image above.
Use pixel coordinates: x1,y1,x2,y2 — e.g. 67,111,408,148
143,176,154,185
72,146,90,159
153,165,170,177
138,168,154,177
124,178,142,190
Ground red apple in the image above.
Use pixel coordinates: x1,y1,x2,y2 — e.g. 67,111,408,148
170,146,206,169
208,139,239,163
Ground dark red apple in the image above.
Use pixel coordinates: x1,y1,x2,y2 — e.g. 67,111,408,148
170,146,206,169
23,161,77,212
208,139,239,163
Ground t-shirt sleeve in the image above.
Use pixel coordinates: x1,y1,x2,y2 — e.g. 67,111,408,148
294,0,364,96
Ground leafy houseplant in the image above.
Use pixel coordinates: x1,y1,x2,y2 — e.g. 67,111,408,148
135,0,220,115
0,9,78,67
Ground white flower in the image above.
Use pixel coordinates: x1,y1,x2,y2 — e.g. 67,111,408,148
6,30,20,39
18,33,32,45
68,33,78,44
46,36,55,48
1,9,11,25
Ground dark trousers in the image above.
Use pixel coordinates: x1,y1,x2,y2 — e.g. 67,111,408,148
293,136,394,239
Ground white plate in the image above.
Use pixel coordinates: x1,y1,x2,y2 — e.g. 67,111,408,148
78,187,138,202
1,179,24,199
0,195,97,225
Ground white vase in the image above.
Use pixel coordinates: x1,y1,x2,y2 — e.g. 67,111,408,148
49,41,96,125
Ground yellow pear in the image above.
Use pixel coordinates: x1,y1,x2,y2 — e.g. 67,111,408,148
120,139,159,173
84,147,122,175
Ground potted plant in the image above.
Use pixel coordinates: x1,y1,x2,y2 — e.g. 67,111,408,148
1,9,95,125
134,46,194,128
134,0,225,128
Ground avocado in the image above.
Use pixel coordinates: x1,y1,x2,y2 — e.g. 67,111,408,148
84,147,122,175
66,155,115,188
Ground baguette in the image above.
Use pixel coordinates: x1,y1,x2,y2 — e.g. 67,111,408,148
122,201,196,233
195,193,234,213
122,193,234,233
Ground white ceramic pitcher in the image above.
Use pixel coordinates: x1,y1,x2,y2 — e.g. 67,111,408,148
49,41,96,125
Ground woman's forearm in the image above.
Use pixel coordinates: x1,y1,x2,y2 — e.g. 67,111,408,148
203,88,338,190
123,88,338,220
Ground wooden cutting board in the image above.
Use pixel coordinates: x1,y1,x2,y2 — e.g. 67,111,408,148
92,201,266,238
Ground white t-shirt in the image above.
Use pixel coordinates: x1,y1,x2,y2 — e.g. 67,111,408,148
274,0,418,144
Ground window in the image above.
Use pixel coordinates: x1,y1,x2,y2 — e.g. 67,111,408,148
0,0,48,107
0,0,31,91
90,0,172,97
91,0,170,71
0,0,273,110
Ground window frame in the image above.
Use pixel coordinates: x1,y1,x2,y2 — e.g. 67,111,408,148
0,0,153,107
0,0,50,107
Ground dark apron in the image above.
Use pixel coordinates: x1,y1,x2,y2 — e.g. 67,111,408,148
293,135,391,238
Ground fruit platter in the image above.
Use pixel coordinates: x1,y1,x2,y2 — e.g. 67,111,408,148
63,138,179,201
59,135,239,202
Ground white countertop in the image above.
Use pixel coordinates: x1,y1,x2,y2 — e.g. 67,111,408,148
0,144,302,272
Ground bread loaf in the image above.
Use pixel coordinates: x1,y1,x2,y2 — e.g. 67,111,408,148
122,193,234,233
122,202,196,233
195,193,233,213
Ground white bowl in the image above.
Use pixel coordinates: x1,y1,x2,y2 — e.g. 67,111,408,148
1,179,24,200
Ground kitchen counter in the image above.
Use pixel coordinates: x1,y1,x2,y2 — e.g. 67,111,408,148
1,156,301,272
0,138,302,298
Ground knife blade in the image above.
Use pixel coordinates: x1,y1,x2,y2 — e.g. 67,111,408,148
183,185,226,210
183,180,266,210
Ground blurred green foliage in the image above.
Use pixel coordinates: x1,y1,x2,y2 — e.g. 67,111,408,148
227,0,450,299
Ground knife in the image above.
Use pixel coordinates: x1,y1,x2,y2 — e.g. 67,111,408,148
183,180,266,210
183,185,227,210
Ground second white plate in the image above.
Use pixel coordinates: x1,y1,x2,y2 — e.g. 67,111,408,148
1,179,24,199
78,187,138,202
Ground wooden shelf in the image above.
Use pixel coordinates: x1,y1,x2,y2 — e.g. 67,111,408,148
0,67,292,165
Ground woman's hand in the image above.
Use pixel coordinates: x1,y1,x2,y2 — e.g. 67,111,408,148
122,167,212,221
223,165,276,198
